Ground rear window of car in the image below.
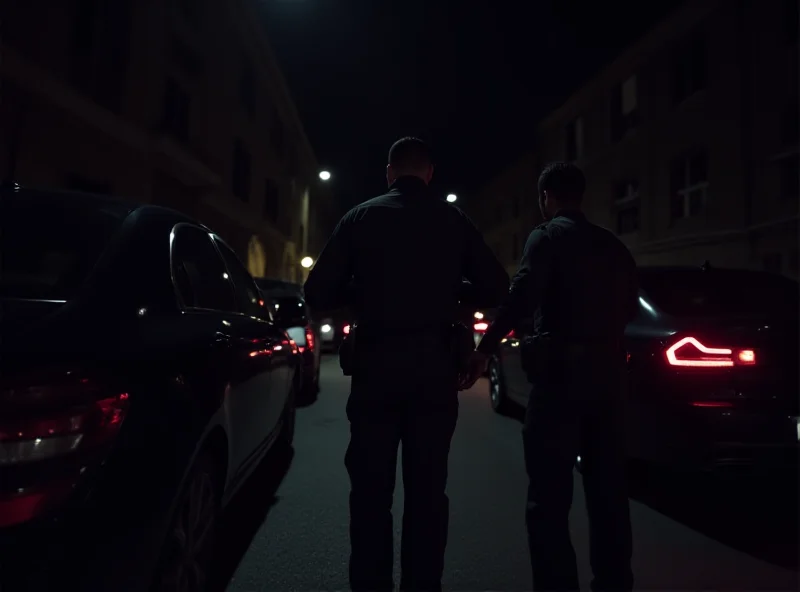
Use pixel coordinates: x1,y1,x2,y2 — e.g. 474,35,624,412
639,269,799,318
271,295,309,324
1,190,128,300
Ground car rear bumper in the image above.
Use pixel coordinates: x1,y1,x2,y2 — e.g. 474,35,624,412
629,403,800,473
0,488,168,592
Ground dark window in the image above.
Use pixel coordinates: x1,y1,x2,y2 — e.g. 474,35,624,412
782,101,799,147
616,206,639,235
615,180,639,201
779,154,799,200
176,0,201,25
0,189,127,300
240,58,256,117
264,179,279,221
268,295,309,327
762,253,783,274
565,117,583,161
215,239,262,316
784,0,798,44
232,139,251,201
272,120,286,156
614,180,639,235
72,0,96,57
171,225,235,311
98,0,132,111
670,150,708,220
511,234,519,261
170,34,204,76
638,269,799,318
162,78,190,142
70,0,131,112
673,34,707,103
611,75,639,142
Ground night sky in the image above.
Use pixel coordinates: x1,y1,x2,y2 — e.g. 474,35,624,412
259,0,683,212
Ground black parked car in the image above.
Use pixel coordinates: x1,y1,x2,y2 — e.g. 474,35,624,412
256,278,321,398
482,266,799,473
0,186,299,591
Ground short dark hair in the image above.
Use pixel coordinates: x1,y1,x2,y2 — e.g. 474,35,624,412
388,137,432,172
537,162,586,203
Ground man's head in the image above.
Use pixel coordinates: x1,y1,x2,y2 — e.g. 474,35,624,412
537,162,586,220
387,137,434,186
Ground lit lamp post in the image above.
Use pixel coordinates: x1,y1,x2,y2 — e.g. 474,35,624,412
300,256,314,269
446,193,457,203
319,170,331,181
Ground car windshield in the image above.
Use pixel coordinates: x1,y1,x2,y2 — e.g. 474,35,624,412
639,269,799,318
0,190,129,300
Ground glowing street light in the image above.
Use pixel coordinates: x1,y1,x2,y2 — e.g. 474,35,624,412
446,193,457,203
319,170,331,181
300,256,314,269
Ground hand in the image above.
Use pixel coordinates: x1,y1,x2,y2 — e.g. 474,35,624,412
458,350,489,391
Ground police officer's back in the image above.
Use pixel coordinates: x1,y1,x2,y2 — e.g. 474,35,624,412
476,162,637,592
304,137,508,592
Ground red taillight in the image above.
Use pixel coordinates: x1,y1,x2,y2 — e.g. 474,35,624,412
507,330,515,338
343,324,351,335
0,392,130,466
665,336,757,368
305,328,315,351
474,322,488,332
0,386,129,527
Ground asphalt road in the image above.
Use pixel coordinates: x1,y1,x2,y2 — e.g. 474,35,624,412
214,355,799,591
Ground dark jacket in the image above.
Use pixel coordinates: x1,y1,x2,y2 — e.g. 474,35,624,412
304,176,509,331
477,210,638,354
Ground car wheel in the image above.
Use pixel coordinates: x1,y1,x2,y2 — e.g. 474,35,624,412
488,357,511,414
152,454,220,592
314,363,321,392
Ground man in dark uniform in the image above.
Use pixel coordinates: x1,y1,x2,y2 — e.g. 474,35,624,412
303,137,509,592
472,162,638,592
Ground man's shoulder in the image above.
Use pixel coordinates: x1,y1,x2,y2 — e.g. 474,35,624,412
526,220,553,239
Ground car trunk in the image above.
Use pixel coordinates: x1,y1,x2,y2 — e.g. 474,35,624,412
670,315,799,415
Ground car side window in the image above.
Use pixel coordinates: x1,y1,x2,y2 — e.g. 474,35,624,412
171,225,236,312
214,239,263,317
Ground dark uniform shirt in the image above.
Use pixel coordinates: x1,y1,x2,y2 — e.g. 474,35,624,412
477,210,638,354
304,176,509,329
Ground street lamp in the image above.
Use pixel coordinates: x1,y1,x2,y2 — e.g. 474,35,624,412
446,193,457,203
319,170,331,181
300,256,314,268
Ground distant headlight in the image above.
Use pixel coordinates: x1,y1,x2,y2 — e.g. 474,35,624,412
321,324,332,333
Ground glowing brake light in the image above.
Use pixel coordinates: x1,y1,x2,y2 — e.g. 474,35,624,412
474,322,488,332
305,328,315,351
665,336,757,368
737,349,756,364
343,324,351,335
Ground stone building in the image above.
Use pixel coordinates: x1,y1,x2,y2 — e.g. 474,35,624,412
469,0,798,279
0,0,338,282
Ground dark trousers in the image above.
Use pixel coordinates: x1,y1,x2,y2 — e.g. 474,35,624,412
522,365,633,592
345,362,458,592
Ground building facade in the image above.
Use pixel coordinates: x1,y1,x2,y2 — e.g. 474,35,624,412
0,0,338,283
469,0,799,279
